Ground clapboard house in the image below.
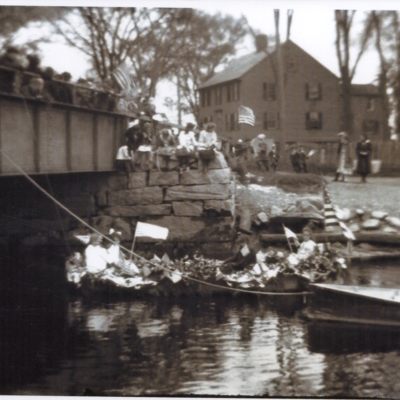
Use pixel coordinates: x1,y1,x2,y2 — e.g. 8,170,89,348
197,37,386,153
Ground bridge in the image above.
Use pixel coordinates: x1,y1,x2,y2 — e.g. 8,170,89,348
0,68,128,176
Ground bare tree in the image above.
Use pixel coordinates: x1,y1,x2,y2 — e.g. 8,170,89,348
334,10,374,136
49,8,140,82
367,11,391,140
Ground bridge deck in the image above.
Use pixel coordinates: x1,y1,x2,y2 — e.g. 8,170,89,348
0,93,127,175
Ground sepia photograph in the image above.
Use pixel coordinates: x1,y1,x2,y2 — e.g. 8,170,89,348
0,0,400,397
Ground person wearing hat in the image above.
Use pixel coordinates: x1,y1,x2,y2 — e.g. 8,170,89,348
334,132,353,182
115,136,134,172
176,122,198,171
355,133,372,183
156,128,176,171
137,121,154,170
290,144,301,173
198,122,219,172
84,233,112,275
268,144,280,171
124,120,144,169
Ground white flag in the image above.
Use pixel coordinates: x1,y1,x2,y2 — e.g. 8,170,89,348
338,221,356,241
135,222,169,240
240,244,250,256
283,225,299,246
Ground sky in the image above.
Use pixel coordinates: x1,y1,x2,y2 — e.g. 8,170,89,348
3,0,399,121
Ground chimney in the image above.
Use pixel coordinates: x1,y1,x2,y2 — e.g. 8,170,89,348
255,34,268,53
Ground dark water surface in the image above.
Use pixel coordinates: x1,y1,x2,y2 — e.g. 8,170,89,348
1,251,400,397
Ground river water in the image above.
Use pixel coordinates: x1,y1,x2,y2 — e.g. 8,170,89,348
1,250,400,397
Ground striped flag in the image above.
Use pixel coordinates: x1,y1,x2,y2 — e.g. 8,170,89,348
323,187,340,229
112,62,136,91
238,105,255,126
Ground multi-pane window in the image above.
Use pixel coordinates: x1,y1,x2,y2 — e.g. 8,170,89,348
305,83,322,100
206,90,211,107
366,98,375,111
363,119,379,135
201,90,211,107
200,89,211,107
215,86,222,105
225,113,238,131
263,82,276,100
263,112,280,130
227,81,240,102
305,112,323,129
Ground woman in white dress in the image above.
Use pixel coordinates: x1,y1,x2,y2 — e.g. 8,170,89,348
334,132,352,182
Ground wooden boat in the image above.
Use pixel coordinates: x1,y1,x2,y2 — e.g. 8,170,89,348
306,319,400,354
304,283,400,327
66,246,346,297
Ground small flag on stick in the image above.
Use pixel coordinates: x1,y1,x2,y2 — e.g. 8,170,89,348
283,225,299,247
238,105,255,126
135,222,169,240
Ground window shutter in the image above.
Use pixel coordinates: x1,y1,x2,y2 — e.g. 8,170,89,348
277,112,280,129
319,112,323,129
305,112,310,129
318,83,322,100
305,83,309,100
263,112,268,130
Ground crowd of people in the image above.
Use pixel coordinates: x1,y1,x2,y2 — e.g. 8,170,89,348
0,45,120,111
116,119,226,173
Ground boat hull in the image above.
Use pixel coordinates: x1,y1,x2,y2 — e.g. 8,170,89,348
305,284,400,327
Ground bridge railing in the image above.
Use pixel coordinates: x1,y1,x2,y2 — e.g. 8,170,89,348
0,67,129,176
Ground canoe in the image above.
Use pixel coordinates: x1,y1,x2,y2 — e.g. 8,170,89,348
304,283,400,327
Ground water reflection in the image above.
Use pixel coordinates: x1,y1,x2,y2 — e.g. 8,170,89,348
2,256,400,397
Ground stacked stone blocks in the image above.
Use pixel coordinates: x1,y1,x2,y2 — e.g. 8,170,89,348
98,155,236,243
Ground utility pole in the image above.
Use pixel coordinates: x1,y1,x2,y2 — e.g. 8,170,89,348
274,9,287,165
177,73,182,126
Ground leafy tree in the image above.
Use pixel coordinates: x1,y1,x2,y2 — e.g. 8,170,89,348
0,6,69,52
171,11,248,124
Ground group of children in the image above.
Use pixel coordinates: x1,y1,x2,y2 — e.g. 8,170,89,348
290,145,309,173
116,120,222,173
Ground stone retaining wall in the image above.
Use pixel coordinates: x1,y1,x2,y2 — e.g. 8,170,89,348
95,163,236,244
0,154,236,253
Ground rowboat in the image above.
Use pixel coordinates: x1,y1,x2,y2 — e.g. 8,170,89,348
304,283,400,327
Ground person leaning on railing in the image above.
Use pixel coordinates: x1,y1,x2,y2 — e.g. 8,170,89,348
20,75,54,102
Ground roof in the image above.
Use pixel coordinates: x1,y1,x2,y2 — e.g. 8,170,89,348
198,40,339,90
198,51,268,89
351,84,380,96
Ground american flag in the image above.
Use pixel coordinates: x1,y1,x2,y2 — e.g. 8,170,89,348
238,105,255,126
112,62,136,91
323,186,356,240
